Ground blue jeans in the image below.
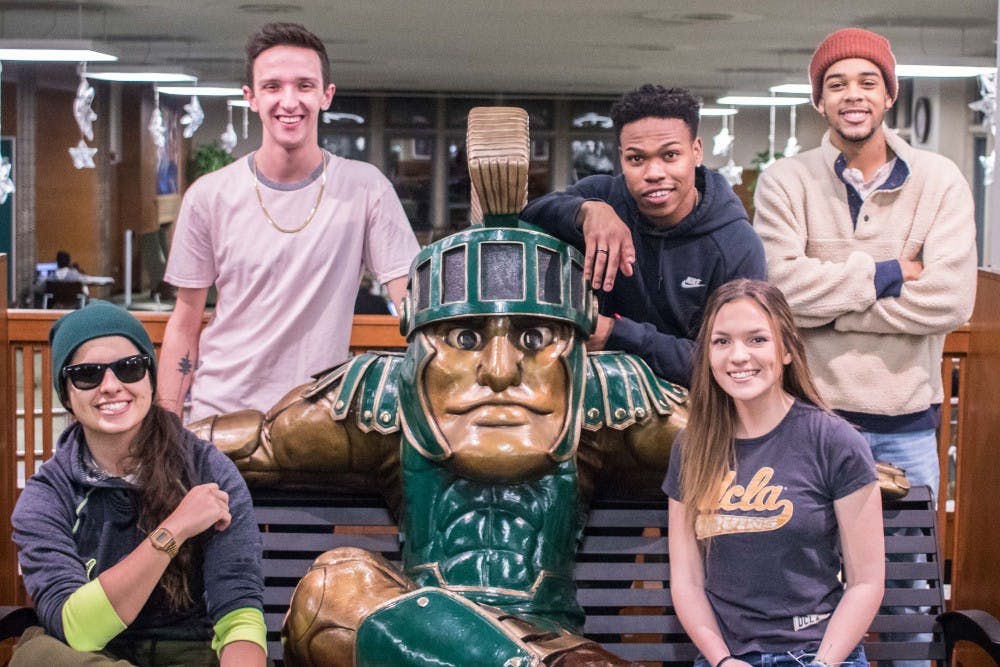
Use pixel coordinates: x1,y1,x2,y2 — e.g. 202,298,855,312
862,428,938,667
693,645,867,667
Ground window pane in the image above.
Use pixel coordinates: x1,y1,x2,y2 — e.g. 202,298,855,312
529,139,551,199
387,97,435,128
571,138,615,182
322,96,369,126
506,99,553,130
446,97,489,129
569,100,615,130
320,134,368,160
388,135,434,230
447,137,471,230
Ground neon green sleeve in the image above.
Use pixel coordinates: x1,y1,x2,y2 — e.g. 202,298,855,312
211,607,268,655
61,578,127,651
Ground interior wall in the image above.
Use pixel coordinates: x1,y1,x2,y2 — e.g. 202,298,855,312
34,88,100,278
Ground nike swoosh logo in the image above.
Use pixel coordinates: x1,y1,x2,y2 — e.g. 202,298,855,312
681,277,703,288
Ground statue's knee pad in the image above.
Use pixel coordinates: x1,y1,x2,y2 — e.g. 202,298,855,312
355,588,540,667
281,547,415,667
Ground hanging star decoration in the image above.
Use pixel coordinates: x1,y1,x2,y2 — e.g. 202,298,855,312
69,139,98,169
0,157,15,205
73,71,97,141
719,159,743,187
180,95,204,139
712,125,733,156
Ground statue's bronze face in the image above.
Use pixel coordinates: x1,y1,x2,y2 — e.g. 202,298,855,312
421,315,573,482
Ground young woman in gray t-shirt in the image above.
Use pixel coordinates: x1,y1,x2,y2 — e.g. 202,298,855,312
664,279,883,667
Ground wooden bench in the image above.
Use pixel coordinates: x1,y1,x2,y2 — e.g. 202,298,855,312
254,485,1000,666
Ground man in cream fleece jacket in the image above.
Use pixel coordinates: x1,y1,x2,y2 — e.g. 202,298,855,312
754,27,977,507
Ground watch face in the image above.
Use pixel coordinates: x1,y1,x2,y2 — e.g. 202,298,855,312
152,529,171,546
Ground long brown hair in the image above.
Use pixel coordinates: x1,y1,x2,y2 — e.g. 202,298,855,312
122,403,200,610
679,279,826,532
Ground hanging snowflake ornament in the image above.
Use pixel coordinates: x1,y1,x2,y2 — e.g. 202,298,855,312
73,64,98,141
981,150,995,186
719,159,743,187
783,106,801,157
69,139,98,169
712,125,733,156
968,72,996,131
220,122,237,153
0,157,14,205
180,95,204,139
148,88,166,149
220,102,237,153
783,137,801,158
0,62,12,203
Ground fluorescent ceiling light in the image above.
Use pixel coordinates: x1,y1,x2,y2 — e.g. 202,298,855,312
228,100,250,107
87,67,196,83
716,96,809,106
769,83,811,94
699,107,738,116
896,64,996,78
0,39,118,62
159,86,244,96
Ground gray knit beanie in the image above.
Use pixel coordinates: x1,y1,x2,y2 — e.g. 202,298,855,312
50,300,156,405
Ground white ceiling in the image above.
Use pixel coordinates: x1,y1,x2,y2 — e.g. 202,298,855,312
0,1,995,100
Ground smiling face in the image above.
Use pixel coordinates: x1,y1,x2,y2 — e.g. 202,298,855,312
817,57,894,149
66,336,152,454
244,44,335,156
708,298,791,416
420,316,572,481
619,116,703,228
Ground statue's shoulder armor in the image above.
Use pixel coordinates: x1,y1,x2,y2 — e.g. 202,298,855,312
302,351,404,435
582,352,687,431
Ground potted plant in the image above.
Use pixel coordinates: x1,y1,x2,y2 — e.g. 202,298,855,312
188,143,235,184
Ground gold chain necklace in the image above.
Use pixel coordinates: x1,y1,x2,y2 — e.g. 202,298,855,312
253,153,328,234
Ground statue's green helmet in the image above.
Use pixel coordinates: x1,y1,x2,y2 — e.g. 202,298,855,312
397,106,596,465
400,221,596,339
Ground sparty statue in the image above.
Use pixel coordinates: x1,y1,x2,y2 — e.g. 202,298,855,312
192,107,688,667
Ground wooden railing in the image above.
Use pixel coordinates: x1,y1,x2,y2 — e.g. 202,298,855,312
0,252,986,616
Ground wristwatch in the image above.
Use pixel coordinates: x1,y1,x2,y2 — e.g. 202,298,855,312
148,526,179,558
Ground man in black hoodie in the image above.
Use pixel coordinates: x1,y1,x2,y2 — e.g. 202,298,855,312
521,85,766,386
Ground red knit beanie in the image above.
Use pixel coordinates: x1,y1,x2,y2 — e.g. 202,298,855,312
809,28,897,106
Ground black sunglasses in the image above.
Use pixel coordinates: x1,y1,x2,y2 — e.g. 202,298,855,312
62,354,152,391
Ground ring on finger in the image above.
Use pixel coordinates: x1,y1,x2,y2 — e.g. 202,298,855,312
596,248,609,255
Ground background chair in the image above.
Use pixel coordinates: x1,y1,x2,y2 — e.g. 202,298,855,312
41,280,86,309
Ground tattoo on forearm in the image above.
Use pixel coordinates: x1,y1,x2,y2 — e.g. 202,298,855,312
178,352,195,376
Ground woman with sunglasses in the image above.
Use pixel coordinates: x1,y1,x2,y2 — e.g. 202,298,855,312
11,301,266,666
663,280,884,667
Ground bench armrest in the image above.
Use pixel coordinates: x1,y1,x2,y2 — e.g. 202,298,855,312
939,609,1000,665
0,605,39,641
